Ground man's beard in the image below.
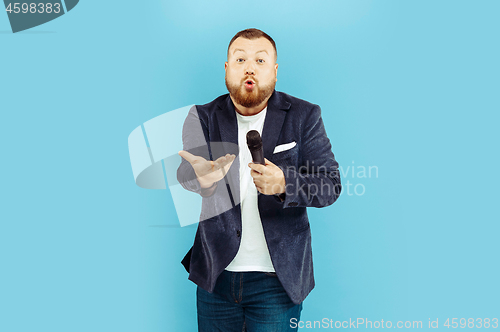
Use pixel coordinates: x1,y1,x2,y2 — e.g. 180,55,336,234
225,76,275,109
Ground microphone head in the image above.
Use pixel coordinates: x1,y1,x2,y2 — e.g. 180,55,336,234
246,130,262,151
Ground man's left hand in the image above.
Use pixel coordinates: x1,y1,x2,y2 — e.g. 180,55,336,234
248,158,286,195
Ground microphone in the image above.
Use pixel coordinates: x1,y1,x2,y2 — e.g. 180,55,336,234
246,130,265,165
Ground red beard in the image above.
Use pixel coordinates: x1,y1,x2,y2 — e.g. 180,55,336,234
225,77,275,108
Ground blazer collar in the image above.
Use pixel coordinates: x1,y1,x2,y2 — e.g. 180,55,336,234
217,90,291,159
261,91,291,159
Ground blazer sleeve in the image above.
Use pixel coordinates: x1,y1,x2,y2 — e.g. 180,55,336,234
176,106,214,196
280,105,342,208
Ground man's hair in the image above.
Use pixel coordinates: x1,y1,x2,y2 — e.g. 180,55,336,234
227,28,277,60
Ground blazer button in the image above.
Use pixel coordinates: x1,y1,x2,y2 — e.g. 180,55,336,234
288,202,298,207
236,230,241,237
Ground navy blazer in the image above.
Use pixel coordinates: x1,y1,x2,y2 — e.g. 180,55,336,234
177,90,341,304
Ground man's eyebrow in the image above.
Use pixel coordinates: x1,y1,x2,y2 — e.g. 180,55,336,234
233,48,245,54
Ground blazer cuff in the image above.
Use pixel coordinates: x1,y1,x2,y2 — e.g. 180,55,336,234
279,166,300,208
200,181,218,197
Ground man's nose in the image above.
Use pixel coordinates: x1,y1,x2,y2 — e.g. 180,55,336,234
245,64,255,75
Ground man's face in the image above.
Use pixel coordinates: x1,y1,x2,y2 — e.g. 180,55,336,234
225,37,278,109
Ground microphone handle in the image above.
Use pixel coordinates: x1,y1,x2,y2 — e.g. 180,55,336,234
250,148,265,165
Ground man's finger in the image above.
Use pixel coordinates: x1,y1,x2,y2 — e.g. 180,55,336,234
248,163,266,174
223,157,235,171
215,154,235,166
253,179,265,190
214,154,227,164
250,169,262,179
215,154,236,171
178,150,203,164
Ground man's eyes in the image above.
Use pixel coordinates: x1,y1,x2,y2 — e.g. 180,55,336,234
235,58,265,63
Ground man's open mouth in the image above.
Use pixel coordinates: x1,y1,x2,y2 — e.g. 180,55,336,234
244,80,255,89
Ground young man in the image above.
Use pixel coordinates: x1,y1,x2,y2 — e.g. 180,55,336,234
178,28,341,332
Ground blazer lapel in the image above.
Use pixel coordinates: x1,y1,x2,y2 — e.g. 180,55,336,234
217,95,238,147
216,95,240,208
262,91,291,159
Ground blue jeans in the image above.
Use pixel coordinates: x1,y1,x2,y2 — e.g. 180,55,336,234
197,270,303,332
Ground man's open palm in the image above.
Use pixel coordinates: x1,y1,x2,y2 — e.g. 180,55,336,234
178,151,236,188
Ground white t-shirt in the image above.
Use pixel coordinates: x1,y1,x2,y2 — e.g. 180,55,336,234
225,106,275,272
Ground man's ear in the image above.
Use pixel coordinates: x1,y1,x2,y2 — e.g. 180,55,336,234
275,63,278,81
225,62,228,71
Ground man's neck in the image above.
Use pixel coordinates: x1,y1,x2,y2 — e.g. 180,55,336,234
230,96,270,116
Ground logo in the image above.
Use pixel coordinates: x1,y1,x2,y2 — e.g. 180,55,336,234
128,105,241,227
3,0,78,33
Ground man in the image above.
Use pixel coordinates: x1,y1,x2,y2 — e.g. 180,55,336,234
177,28,341,331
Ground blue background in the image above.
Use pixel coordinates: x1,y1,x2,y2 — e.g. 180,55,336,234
1,0,499,331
